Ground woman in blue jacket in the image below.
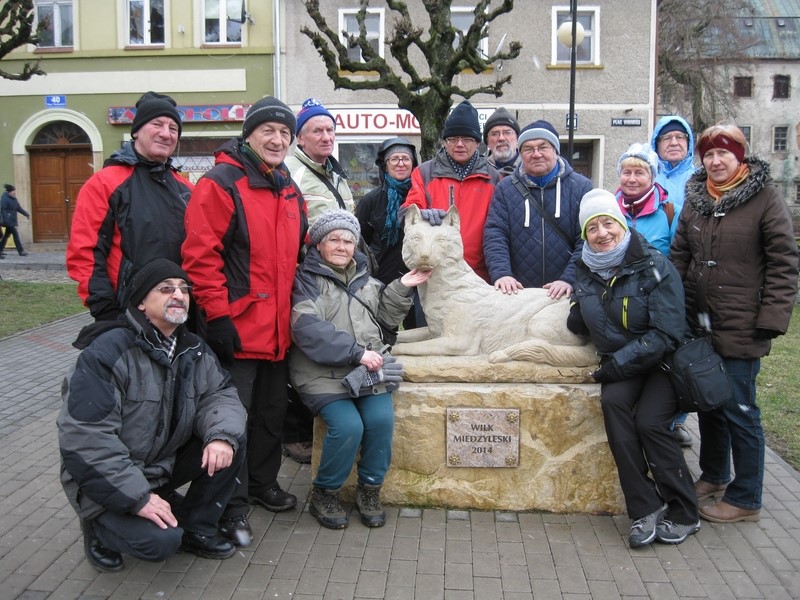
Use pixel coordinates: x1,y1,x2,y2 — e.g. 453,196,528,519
0,184,30,257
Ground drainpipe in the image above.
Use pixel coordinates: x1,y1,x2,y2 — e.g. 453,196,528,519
273,0,282,100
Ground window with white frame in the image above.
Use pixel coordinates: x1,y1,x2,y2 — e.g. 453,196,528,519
773,126,788,152
450,7,489,58
339,9,383,62
204,0,243,44
553,5,599,65
35,0,74,48
127,0,165,45
740,125,752,149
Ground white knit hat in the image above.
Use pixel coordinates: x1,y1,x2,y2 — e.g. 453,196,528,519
579,189,628,240
617,142,659,181
309,209,361,245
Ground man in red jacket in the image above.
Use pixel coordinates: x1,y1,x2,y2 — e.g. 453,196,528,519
403,100,498,282
67,92,193,321
182,97,307,546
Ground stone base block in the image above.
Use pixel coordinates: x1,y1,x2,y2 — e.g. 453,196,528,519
312,382,625,515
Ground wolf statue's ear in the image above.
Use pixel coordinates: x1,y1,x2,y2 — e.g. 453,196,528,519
405,204,422,226
443,205,460,230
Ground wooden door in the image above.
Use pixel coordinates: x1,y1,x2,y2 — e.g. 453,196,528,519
560,141,594,181
29,148,93,242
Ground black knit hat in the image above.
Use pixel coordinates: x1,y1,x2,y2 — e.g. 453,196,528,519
3,184,14,192
131,92,182,137
442,100,481,141
483,107,520,143
127,258,189,307
243,96,297,142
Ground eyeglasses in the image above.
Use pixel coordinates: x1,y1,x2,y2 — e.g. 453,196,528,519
658,133,689,144
487,129,516,139
386,155,412,165
445,136,478,146
521,143,553,156
154,284,192,295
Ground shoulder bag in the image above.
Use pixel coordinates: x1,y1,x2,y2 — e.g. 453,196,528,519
661,337,732,413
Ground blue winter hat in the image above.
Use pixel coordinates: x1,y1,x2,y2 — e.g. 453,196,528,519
658,120,688,137
518,120,561,155
296,98,335,135
617,142,659,181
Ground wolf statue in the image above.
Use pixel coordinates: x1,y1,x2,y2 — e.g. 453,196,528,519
394,205,596,368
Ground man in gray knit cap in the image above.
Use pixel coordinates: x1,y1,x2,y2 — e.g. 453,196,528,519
484,107,521,178
182,96,308,546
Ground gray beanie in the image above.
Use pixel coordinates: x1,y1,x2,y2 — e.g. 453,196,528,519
579,189,628,240
483,107,520,143
517,120,561,155
618,142,659,181
243,96,297,142
309,209,361,245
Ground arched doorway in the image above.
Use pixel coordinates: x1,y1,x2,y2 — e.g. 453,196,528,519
27,121,94,242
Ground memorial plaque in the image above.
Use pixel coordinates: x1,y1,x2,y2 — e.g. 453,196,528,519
446,407,520,467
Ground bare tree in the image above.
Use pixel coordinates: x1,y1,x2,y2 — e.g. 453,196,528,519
0,0,44,81
657,0,757,132
301,0,521,159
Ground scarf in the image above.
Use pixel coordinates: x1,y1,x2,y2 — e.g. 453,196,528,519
581,230,632,280
240,142,290,190
447,150,479,180
706,163,750,201
382,174,411,247
527,162,559,188
618,185,656,218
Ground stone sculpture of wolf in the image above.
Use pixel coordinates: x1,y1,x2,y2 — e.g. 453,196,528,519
393,205,597,367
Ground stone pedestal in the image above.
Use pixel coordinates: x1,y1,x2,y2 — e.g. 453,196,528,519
312,379,626,515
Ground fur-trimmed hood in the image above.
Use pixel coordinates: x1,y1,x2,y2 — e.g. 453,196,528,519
684,156,771,216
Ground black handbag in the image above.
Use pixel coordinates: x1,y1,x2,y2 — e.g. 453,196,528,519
661,337,733,413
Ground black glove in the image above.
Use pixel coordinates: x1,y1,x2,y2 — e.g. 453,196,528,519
205,316,242,367
592,360,623,383
566,303,589,336
755,328,781,340
419,208,447,226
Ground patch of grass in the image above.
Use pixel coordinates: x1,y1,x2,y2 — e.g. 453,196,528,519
0,281,86,338
758,308,800,471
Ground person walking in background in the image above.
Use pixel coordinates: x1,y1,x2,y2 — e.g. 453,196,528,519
651,115,697,447
58,259,246,572
671,123,798,523
484,120,592,299
66,92,193,322
404,100,499,283
483,107,521,178
289,209,429,530
182,96,307,545
0,184,30,258
355,137,419,330
568,189,699,548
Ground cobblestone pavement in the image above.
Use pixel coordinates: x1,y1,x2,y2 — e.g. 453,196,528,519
1,250,799,599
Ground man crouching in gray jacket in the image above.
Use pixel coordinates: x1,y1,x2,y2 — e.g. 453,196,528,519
58,259,247,572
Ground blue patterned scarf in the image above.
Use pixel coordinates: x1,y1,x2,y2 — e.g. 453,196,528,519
447,150,479,180
581,230,632,280
382,174,411,247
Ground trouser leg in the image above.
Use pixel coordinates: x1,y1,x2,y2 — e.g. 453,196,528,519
92,512,183,563
354,392,394,486
225,359,258,517
246,359,289,494
282,384,314,444
314,399,365,489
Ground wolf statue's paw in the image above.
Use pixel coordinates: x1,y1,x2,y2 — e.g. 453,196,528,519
488,350,510,363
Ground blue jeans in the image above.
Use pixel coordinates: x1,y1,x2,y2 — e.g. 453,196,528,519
314,392,394,490
697,357,763,510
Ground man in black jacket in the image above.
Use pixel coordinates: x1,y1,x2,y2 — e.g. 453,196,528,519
58,259,247,572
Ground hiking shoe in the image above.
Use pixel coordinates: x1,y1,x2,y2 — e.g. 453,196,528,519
628,503,668,548
674,423,692,447
283,441,313,464
355,483,385,527
309,486,348,529
218,514,252,546
656,519,701,544
250,484,297,512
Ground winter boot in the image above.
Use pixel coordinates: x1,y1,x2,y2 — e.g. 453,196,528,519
309,486,348,529
356,483,386,527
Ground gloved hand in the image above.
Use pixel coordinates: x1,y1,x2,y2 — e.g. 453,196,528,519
419,208,447,226
341,356,405,397
205,316,242,367
592,360,623,383
755,328,781,340
566,303,589,336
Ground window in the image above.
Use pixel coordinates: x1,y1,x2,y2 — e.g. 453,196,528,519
733,76,753,98
339,9,383,62
204,0,243,44
740,126,751,148
773,126,788,152
35,0,73,48
773,75,790,99
553,6,599,65
450,7,489,58
171,137,230,183
795,182,800,204
127,0,164,45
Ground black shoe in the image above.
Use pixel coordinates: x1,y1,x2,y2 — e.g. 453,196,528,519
18,251,28,256
250,484,297,512
180,531,236,559
81,519,124,572
218,514,252,546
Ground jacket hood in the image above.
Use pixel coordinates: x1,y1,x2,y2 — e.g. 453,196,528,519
104,140,179,173
651,116,695,175
375,137,419,178
684,156,771,217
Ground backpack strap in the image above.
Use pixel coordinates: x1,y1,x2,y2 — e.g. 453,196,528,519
663,201,675,227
